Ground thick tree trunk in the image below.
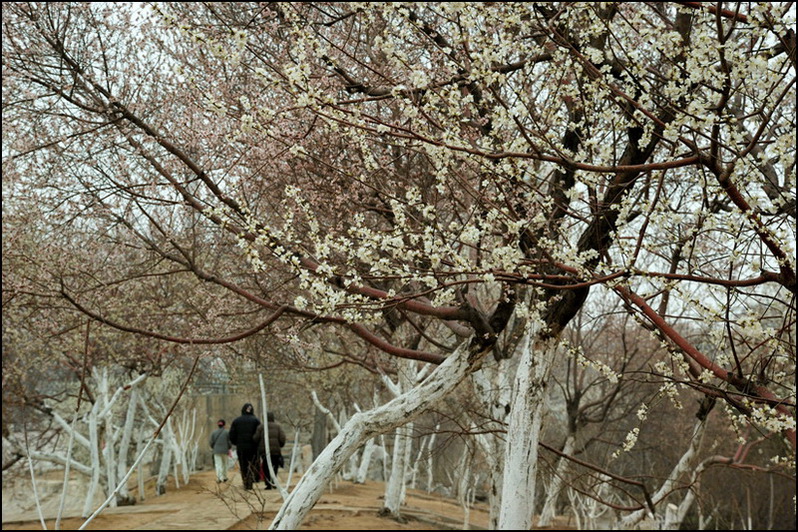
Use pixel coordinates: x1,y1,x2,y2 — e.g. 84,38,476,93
383,360,416,516
473,429,503,530
471,354,515,530
269,339,483,530
383,425,409,515
497,332,556,530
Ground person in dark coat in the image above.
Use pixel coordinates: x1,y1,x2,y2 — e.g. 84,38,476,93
229,403,261,490
254,412,286,489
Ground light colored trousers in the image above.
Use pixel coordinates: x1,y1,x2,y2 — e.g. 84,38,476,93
213,453,229,481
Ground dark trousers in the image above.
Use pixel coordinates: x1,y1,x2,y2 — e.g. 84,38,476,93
238,448,259,489
263,454,281,487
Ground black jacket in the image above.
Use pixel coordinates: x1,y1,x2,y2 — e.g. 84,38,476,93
229,413,261,452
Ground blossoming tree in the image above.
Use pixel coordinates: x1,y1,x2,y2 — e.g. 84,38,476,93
3,2,794,529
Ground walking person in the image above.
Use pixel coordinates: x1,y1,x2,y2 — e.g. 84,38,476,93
229,403,261,490
209,419,231,483
254,412,286,490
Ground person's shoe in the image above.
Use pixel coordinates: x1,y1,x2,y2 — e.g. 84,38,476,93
216,479,221,484
265,485,272,490
223,478,228,482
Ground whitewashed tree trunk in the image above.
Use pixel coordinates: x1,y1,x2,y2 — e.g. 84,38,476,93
136,430,146,502
21,370,147,519
497,330,556,530
409,432,430,490
355,438,376,484
286,429,301,489
78,419,161,530
167,418,181,490
400,420,413,503
102,411,118,507
456,440,474,530
174,408,197,485
56,409,80,530
383,429,406,514
471,344,517,529
384,421,413,515
380,434,390,482
260,373,288,499
537,433,576,527
425,426,438,492
662,454,727,530
89,367,118,509
383,359,417,515
24,438,47,530
311,389,359,485
473,429,503,530
567,474,615,529
115,386,139,502
615,415,709,529
311,391,341,432
155,427,173,495
333,406,359,481
269,339,483,530
462,488,474,531
313,391,369,483
82,401,102,517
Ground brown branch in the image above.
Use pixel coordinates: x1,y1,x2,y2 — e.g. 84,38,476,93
673,2,749,23
540,440,656,513
348,324,445,364
616,284,796,449
323,106,701,173
60,288,287,345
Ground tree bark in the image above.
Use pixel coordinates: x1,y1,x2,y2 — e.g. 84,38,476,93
471,354,515,529
355,438,376,484
383,360,416,516
311,407,328,461
498,330,556,530
82,401,102,517
383,424,410,515
269,339,484,530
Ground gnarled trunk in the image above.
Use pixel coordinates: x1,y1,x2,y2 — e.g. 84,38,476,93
498,331,557,530
269,339,483,530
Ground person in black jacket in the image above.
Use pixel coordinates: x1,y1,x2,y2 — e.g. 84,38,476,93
228,403,261,490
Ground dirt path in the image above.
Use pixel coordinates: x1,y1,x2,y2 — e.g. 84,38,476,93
2,469,497,530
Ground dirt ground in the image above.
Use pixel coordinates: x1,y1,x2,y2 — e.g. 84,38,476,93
2,468,577,530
